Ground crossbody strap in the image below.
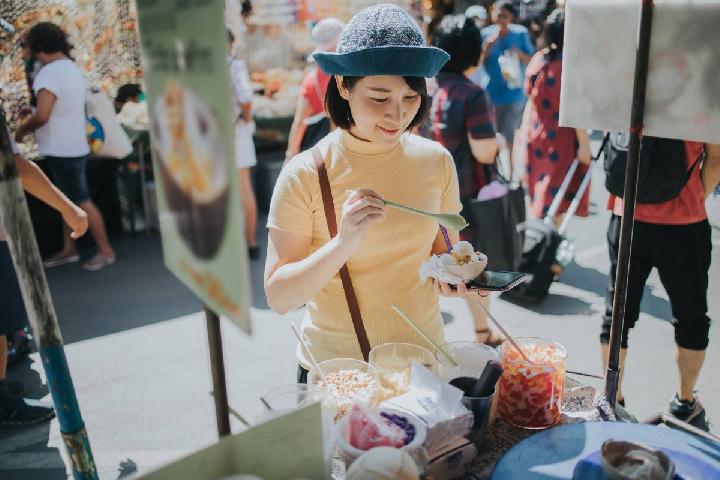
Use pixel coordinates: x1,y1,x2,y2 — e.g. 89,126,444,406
310,146,371,361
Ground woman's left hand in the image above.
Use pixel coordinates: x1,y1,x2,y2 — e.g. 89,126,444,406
434,279,489,298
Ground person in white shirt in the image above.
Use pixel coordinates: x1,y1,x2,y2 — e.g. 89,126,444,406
15,22,116,272
227,30,259,260
1,125,87,425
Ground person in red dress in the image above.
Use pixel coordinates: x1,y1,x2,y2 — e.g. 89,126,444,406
285,18,344,161
524,9,592,224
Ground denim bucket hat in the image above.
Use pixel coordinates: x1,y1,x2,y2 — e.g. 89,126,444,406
313,3,449,78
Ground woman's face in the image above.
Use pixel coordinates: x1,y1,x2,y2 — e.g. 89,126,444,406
337,75,422,146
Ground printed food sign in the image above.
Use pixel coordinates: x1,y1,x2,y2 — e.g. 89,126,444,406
560,0,720,144
136,0,251,332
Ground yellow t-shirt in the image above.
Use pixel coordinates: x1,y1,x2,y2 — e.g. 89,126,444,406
267,129,462,368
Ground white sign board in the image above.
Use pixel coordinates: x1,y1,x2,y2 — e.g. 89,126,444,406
560,0,720,143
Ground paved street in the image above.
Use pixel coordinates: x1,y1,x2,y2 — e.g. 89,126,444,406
0,157,719,479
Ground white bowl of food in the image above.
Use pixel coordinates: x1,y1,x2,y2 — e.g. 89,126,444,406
307,358,379,419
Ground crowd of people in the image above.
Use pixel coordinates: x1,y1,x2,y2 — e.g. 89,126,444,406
1,0,718,435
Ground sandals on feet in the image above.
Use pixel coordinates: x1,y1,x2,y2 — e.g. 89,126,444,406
475,328,504,347
82,253,116,272
43,252,80,268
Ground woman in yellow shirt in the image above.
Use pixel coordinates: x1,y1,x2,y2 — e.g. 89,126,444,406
265,4,485,381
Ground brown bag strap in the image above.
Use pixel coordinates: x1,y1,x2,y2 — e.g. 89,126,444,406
310,146,371,361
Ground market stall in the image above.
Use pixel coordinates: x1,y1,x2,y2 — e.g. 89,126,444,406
230,0,422,212
136,0,719,479
0,1,149,239
2,0,718,478
0,0,143,132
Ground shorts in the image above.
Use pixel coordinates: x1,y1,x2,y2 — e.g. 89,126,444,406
234,122,257,169
45,155,91,204
0,242,28,336
600,216,712,350
495,101,526,146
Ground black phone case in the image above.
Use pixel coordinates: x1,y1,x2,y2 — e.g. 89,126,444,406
453,271,528,291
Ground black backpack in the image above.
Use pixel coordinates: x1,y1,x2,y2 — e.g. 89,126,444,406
604,133,703,204
299,114,331,152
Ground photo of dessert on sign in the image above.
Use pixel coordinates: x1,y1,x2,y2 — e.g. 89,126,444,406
151,80,230,259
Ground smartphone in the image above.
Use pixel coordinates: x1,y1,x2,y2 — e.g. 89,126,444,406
464,271,528,292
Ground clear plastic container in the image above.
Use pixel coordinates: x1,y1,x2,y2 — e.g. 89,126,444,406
307,358,379,419
434,341,501,382
369,343,436,399
258,384,337,477
259,383,336,417
496,337,567,429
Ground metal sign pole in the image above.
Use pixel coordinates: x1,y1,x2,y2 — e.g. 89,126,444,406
0,115,98,478
605,0,655,408
204,305,231,437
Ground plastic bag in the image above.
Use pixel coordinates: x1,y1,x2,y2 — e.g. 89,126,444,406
348,404,405,451
381,362,474,453
498,51,522,89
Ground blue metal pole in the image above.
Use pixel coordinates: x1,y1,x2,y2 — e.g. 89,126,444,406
0,112,98,479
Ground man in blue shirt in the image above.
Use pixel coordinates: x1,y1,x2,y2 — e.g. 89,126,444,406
481,0,534,158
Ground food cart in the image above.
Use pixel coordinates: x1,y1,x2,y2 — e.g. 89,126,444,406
2,1,718,479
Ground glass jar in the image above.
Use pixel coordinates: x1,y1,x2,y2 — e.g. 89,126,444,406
369,342,436,399
496,337,567,429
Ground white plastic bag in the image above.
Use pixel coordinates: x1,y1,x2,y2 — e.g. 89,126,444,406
498,50,522,89
86,89,133,159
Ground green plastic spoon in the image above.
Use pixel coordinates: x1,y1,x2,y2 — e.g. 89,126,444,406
384,200,468,231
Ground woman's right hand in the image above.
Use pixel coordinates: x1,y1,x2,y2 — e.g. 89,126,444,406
337,189,387,255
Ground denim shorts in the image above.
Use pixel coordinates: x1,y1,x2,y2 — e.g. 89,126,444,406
45,155,91,204
495,101,526,145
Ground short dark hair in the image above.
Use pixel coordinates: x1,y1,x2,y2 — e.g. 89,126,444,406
116,84,142,104
241,0,253,18
325,76,429,131
544,9,565,60
433,15,482,73
494,0,516,17
26,22,72,57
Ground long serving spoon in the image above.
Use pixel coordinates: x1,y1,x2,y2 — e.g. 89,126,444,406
384,200,468,231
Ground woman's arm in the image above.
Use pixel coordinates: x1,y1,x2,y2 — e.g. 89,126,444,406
265,229,353,314
241,102,252,123
15,89,55,142
702,143,720,198
264,189,386,314
15,154,88,238
469,136,498,164
286,95,313,160
575,128,592,165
